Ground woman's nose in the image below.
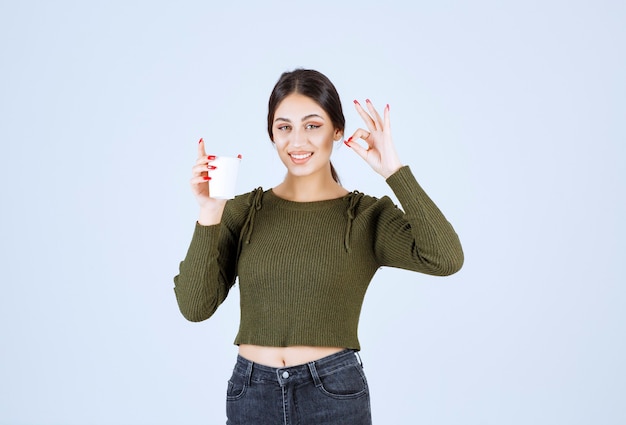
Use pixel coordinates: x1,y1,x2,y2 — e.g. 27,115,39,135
290,130,306,147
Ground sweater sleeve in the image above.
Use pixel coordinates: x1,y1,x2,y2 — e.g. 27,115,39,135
373,166,464,276
173,207,241,322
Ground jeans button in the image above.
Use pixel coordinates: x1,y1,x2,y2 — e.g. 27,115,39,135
282,371,290,379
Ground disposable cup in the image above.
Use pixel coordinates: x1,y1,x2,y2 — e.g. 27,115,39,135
208,155,241,199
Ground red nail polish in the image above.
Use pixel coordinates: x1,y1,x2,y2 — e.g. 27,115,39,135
353,100,359,105
386,104,390,110
366,99,371,103
344,140,351,147
208,165,217,170
203,176,211,180
347,136,353,143
207,155,216,160
198,138,203,144
237,154,243,159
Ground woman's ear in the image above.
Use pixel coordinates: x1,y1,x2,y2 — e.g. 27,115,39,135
334,129,343,141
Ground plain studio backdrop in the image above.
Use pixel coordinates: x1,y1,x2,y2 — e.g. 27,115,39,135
1,1,624,424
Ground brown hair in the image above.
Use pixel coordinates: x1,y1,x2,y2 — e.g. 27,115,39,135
267,69,344,183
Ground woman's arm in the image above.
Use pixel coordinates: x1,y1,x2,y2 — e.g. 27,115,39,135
173,220,239,322
173,138,239,321
345,100,463,276
374,166,464,276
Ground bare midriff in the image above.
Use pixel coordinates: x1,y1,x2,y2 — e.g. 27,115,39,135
238,344,345,368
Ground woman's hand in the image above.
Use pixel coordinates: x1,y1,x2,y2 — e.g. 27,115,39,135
344,99,403,179
191,138,227,225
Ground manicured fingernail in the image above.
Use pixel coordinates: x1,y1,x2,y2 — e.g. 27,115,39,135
207,155,216,160
208,165,217,170
237,154,242,159
198,138,203,144
366,98,371,104
386,104,390,110
353,99,360,105
344,140,351,147
203,176,211,180
346,136,353,143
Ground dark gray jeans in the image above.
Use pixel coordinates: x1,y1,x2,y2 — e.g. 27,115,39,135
226,349,372,425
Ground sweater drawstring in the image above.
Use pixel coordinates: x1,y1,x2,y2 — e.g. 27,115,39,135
344,191,364,253
239,187,264,254
239,188,362,253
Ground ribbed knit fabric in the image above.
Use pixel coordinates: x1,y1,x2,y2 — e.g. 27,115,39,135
173,166,463,350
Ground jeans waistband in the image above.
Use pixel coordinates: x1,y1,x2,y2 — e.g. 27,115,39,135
233,349,362,387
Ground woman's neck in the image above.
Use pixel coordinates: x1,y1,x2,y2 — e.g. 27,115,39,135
273,172,348,202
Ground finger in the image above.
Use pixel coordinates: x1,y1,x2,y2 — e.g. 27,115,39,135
353,100,377,132
383,103,391,132
344,135,370,161
192,163,217,175
345,129,373,148
353,128,372,144
344,129,373,151
197,137,207,158
365,99,384,130
196,155,217,164
195,154,217,167
191,175,211,185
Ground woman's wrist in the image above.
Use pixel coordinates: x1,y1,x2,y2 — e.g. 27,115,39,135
197,202,226,226
381,161,403,179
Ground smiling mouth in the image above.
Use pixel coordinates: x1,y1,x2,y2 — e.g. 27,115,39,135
289,152,313,160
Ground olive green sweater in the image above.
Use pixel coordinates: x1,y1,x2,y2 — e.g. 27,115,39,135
173,166,463,350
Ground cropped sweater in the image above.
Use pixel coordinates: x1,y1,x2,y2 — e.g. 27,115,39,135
173,166,463,350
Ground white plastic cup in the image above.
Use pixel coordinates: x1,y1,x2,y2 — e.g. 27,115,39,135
209,155,241,199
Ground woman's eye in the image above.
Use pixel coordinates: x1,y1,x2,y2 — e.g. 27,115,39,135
306,124,321,130
277,125,290,131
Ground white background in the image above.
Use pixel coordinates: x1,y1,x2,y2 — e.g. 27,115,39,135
1,1,624,424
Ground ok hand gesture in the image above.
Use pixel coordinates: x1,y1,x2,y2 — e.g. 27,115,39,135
344,100,403,179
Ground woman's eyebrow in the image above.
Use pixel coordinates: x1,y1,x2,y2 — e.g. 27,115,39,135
274,114,325,123
301,114,324,121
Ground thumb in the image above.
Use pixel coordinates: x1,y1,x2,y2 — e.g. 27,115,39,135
344,136,369,161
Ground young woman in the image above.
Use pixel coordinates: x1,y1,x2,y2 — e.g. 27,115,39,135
174,69,463,424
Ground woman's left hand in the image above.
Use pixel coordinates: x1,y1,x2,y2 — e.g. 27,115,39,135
344,99,403,179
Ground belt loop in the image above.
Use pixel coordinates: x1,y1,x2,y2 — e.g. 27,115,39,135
355,351,364,368
245,359,253,386
307,361,323,387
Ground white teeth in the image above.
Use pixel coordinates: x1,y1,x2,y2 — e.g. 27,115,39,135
290,153,312,160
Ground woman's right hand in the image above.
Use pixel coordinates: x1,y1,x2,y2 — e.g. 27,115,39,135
191,138,227,225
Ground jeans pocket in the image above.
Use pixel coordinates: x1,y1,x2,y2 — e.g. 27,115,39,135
226,371,248,401
317,364,369,400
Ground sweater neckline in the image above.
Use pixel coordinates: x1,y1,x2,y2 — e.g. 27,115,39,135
266,189,352,210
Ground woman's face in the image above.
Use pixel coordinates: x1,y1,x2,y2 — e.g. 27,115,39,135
271,93,342,178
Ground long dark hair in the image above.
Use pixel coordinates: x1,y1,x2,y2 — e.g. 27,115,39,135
267,69,344,183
